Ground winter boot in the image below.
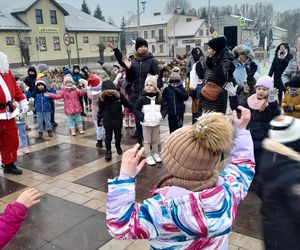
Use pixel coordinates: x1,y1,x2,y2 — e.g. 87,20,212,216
115,144,123,155
105,151,112,161
3,163,23,175
70,128,76,136
96,140,103,148
38,132,43,139
78,126,85,134
48,130,53,137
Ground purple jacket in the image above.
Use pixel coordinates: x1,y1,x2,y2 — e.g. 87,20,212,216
0,201,28,248
49,87,86,115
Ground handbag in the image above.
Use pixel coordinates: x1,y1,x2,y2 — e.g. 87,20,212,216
200,81,224,101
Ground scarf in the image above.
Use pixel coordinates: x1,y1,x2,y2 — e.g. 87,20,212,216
288,87,300,97
247,93,268,111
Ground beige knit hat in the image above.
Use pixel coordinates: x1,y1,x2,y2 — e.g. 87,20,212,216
145,74,158,88
157,112,235,191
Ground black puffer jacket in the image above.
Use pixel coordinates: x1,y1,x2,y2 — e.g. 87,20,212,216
126,52,160,103
24,66,37,93
269,43,293,90
98,80,131,129
257,139,300,250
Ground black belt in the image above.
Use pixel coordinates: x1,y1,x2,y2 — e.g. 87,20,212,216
0,101,14,112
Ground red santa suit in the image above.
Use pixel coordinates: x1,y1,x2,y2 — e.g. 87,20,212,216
0,69,27,166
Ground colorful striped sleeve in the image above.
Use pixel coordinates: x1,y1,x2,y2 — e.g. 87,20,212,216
106,177,159,240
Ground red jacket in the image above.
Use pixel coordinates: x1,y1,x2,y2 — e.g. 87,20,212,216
0,70,26,120
0,201,28,248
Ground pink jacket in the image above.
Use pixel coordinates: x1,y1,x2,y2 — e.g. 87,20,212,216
0,201,28,249
49,87,86,115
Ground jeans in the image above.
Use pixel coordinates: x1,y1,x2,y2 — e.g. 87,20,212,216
17,123,28,148
37,111,52,132
66,113,82,129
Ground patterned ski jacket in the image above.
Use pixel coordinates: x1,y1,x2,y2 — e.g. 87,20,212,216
106,129,255,249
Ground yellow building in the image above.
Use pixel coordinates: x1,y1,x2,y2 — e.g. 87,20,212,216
0,0,121,67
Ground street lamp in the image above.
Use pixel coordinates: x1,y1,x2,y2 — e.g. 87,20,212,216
173,8,181,56
137,1,146,37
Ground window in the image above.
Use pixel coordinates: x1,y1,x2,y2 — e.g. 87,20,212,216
24,37,31,45
151,30,155,38
159,44,163,53
199,29,203,36
69,36,75,44
38,37,47,51
114,37,118,43
158,29,164,41
6,37,15,46
186,45,191,53
53,37,60,50
144,31,148,39
108,37,114,42
50,10,57,24
206,29,209,36
35,9,43,24
83,36,89,43
152,45,155,54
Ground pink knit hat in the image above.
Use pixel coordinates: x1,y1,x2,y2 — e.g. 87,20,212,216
255,76,273,89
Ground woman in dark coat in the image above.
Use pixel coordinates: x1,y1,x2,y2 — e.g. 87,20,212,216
200,36,235,114
269,43,293,103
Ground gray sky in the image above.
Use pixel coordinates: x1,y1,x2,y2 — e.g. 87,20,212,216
59,0,299,26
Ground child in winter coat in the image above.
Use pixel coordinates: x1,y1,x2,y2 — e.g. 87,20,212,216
106,107,255,249
0,188,40,249
49,74,86,136
162,68,189,133
30,78,55,139
256,115,300,250
84,74,105,148
133,75,166,166
282,76,300,118
98,80,131,161
225,76,280,187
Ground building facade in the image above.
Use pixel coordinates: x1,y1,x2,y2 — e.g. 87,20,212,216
0,0,121,67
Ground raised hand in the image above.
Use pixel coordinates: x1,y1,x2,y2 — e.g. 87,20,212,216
120,144,145,178
232,106,251,129
108,43,117,50
268,88,279,103
16,188,41,208
122,56,132,69
225,82,238,96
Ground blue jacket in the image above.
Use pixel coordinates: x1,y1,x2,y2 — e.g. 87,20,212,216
162,84,189,115
30,87,56,112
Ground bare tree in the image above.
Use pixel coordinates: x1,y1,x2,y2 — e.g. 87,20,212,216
97,42,106,63
164,0,192,14
19,39,30,66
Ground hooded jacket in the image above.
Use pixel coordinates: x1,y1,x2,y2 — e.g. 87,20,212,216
269,43,293,89
282,58,300,85
24,66,37,93
257,139,300,250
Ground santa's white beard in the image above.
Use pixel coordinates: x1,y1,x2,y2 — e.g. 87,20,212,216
0,52,9,74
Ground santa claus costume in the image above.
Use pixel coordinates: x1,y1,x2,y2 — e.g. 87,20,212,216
0,52,28,175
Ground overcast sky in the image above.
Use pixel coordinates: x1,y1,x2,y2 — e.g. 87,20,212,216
59,0,298,26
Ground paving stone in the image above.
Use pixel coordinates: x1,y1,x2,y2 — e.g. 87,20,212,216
0,176,26,198
53,121,94,135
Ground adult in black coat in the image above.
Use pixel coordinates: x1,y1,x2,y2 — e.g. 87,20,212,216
200,36,235,114
122,37,160,144
98,80,131,161
24,66,37,95
269,43,293,103
257,116,300,250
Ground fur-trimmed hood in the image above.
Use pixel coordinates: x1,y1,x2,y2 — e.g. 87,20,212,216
100,80,120,101
233,44,255,60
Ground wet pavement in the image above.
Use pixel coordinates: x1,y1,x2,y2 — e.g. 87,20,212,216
1,100,264,250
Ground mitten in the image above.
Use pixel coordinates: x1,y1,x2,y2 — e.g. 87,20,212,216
224,82,238,97
19,99,29,113
268,88,278,103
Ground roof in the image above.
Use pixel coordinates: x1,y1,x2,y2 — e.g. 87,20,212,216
168,19,205,37
272,25,288,32
0,2,31,31
126,14,174,28
230,14,253,22
10,0,68,15
60,3,121,32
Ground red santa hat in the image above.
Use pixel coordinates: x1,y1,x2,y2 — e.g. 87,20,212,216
0,52,9,74
88,74,101,87
35,78,46,86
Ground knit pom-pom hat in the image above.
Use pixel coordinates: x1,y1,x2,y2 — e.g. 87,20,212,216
157,112,235,191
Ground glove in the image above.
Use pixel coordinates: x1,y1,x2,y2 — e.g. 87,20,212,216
268,88,279,103
19,99,29,113
246,61,258,78
224,82,238,97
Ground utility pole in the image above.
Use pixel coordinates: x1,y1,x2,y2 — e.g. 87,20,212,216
137,1,146,37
